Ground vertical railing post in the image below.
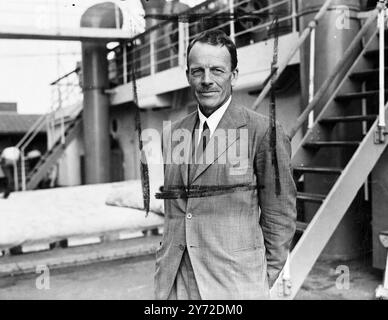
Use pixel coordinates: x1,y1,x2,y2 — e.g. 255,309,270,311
178,22,185,67
57,83,65,145
21,150,26,191
361,81,369,201
377,1,386,142
48,87,54,149
123,43,128,83
46,114,51,150
307,25,316,129
60,113,65,145
229,0,235,41
13,160,18,191
150,30,156,74
291,0,297,33
184,22,189,59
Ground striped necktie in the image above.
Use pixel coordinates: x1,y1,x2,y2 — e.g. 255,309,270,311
196,121,210,163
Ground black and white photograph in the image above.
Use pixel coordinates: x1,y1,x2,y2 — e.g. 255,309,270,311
0,0,387,305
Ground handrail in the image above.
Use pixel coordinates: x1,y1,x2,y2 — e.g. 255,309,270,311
251,0,333,111
15,66,82,191
111,0,217,50
15,99,64,150
16,68,80,150
288,8,379,139
115,0,225,56
111,0,297,84
20,116,49,152
233,12,295,38
50,67,80,85
15,112,47,149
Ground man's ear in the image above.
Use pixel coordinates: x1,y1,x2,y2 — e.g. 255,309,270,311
186,69,190,83
231,68,239,87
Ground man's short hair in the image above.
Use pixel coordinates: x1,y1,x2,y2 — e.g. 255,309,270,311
186,29,238,71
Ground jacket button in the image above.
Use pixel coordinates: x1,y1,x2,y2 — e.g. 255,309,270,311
186,213,192,219
179,244,185,251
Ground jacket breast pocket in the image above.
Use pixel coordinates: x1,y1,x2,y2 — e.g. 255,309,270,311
224,162,253,185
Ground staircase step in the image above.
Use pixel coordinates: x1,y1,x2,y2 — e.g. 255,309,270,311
296,221,309,232
297,192,326,203
364,47,388,58
293,166,343,174
335,90,387,101
350,68,388,81
319,115,378,123
303,141,360,148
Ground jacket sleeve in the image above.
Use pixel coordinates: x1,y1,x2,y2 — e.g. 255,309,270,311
255,123,297,288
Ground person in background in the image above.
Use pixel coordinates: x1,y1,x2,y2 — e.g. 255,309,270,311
0,147,20,199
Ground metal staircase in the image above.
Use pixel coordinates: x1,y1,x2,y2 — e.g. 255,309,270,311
270,4,388,299
25,110,82,190
14,67,83,191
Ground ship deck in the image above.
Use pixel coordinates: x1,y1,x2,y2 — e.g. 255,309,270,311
0,182,164,252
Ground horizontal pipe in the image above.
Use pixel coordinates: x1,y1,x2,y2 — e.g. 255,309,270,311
234,14,294,38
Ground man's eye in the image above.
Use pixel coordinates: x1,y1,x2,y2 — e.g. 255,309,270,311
211,69,224,75
191,69,203,76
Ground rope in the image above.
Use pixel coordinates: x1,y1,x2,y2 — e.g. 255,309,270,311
155,183,259,199
269,17,281,196
130,41,150,216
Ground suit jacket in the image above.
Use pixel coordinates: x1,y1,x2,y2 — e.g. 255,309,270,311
154,98,297,299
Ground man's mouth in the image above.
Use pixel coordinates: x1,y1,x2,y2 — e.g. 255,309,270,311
198,91,218,96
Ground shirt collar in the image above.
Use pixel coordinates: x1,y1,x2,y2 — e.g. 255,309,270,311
197,95,232,136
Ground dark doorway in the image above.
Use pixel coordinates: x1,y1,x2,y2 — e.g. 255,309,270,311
110,135,124,182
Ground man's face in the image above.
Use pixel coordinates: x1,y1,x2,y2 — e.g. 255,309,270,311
186,42,238,115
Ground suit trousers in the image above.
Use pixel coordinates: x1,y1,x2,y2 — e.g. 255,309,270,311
167,248,201,300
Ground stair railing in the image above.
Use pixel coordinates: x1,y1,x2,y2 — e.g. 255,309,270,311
288,8,380,139
15,67,82,191
251,0,333,112
15,109,52,191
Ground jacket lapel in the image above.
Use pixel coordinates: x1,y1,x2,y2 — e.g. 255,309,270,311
191,98,247,183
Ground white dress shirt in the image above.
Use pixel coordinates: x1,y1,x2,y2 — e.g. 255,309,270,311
196,96,232,147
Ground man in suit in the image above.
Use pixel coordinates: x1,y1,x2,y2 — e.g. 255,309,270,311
154,29,296,300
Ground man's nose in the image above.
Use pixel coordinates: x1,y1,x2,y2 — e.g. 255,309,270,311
201,69,213,86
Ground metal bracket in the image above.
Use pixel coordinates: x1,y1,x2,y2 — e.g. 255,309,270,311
282,278,292,297
103,88,118,95
374,126,388,144
276,252,292,298
376,231,388,299
376,285,388,299
275,277,292,298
